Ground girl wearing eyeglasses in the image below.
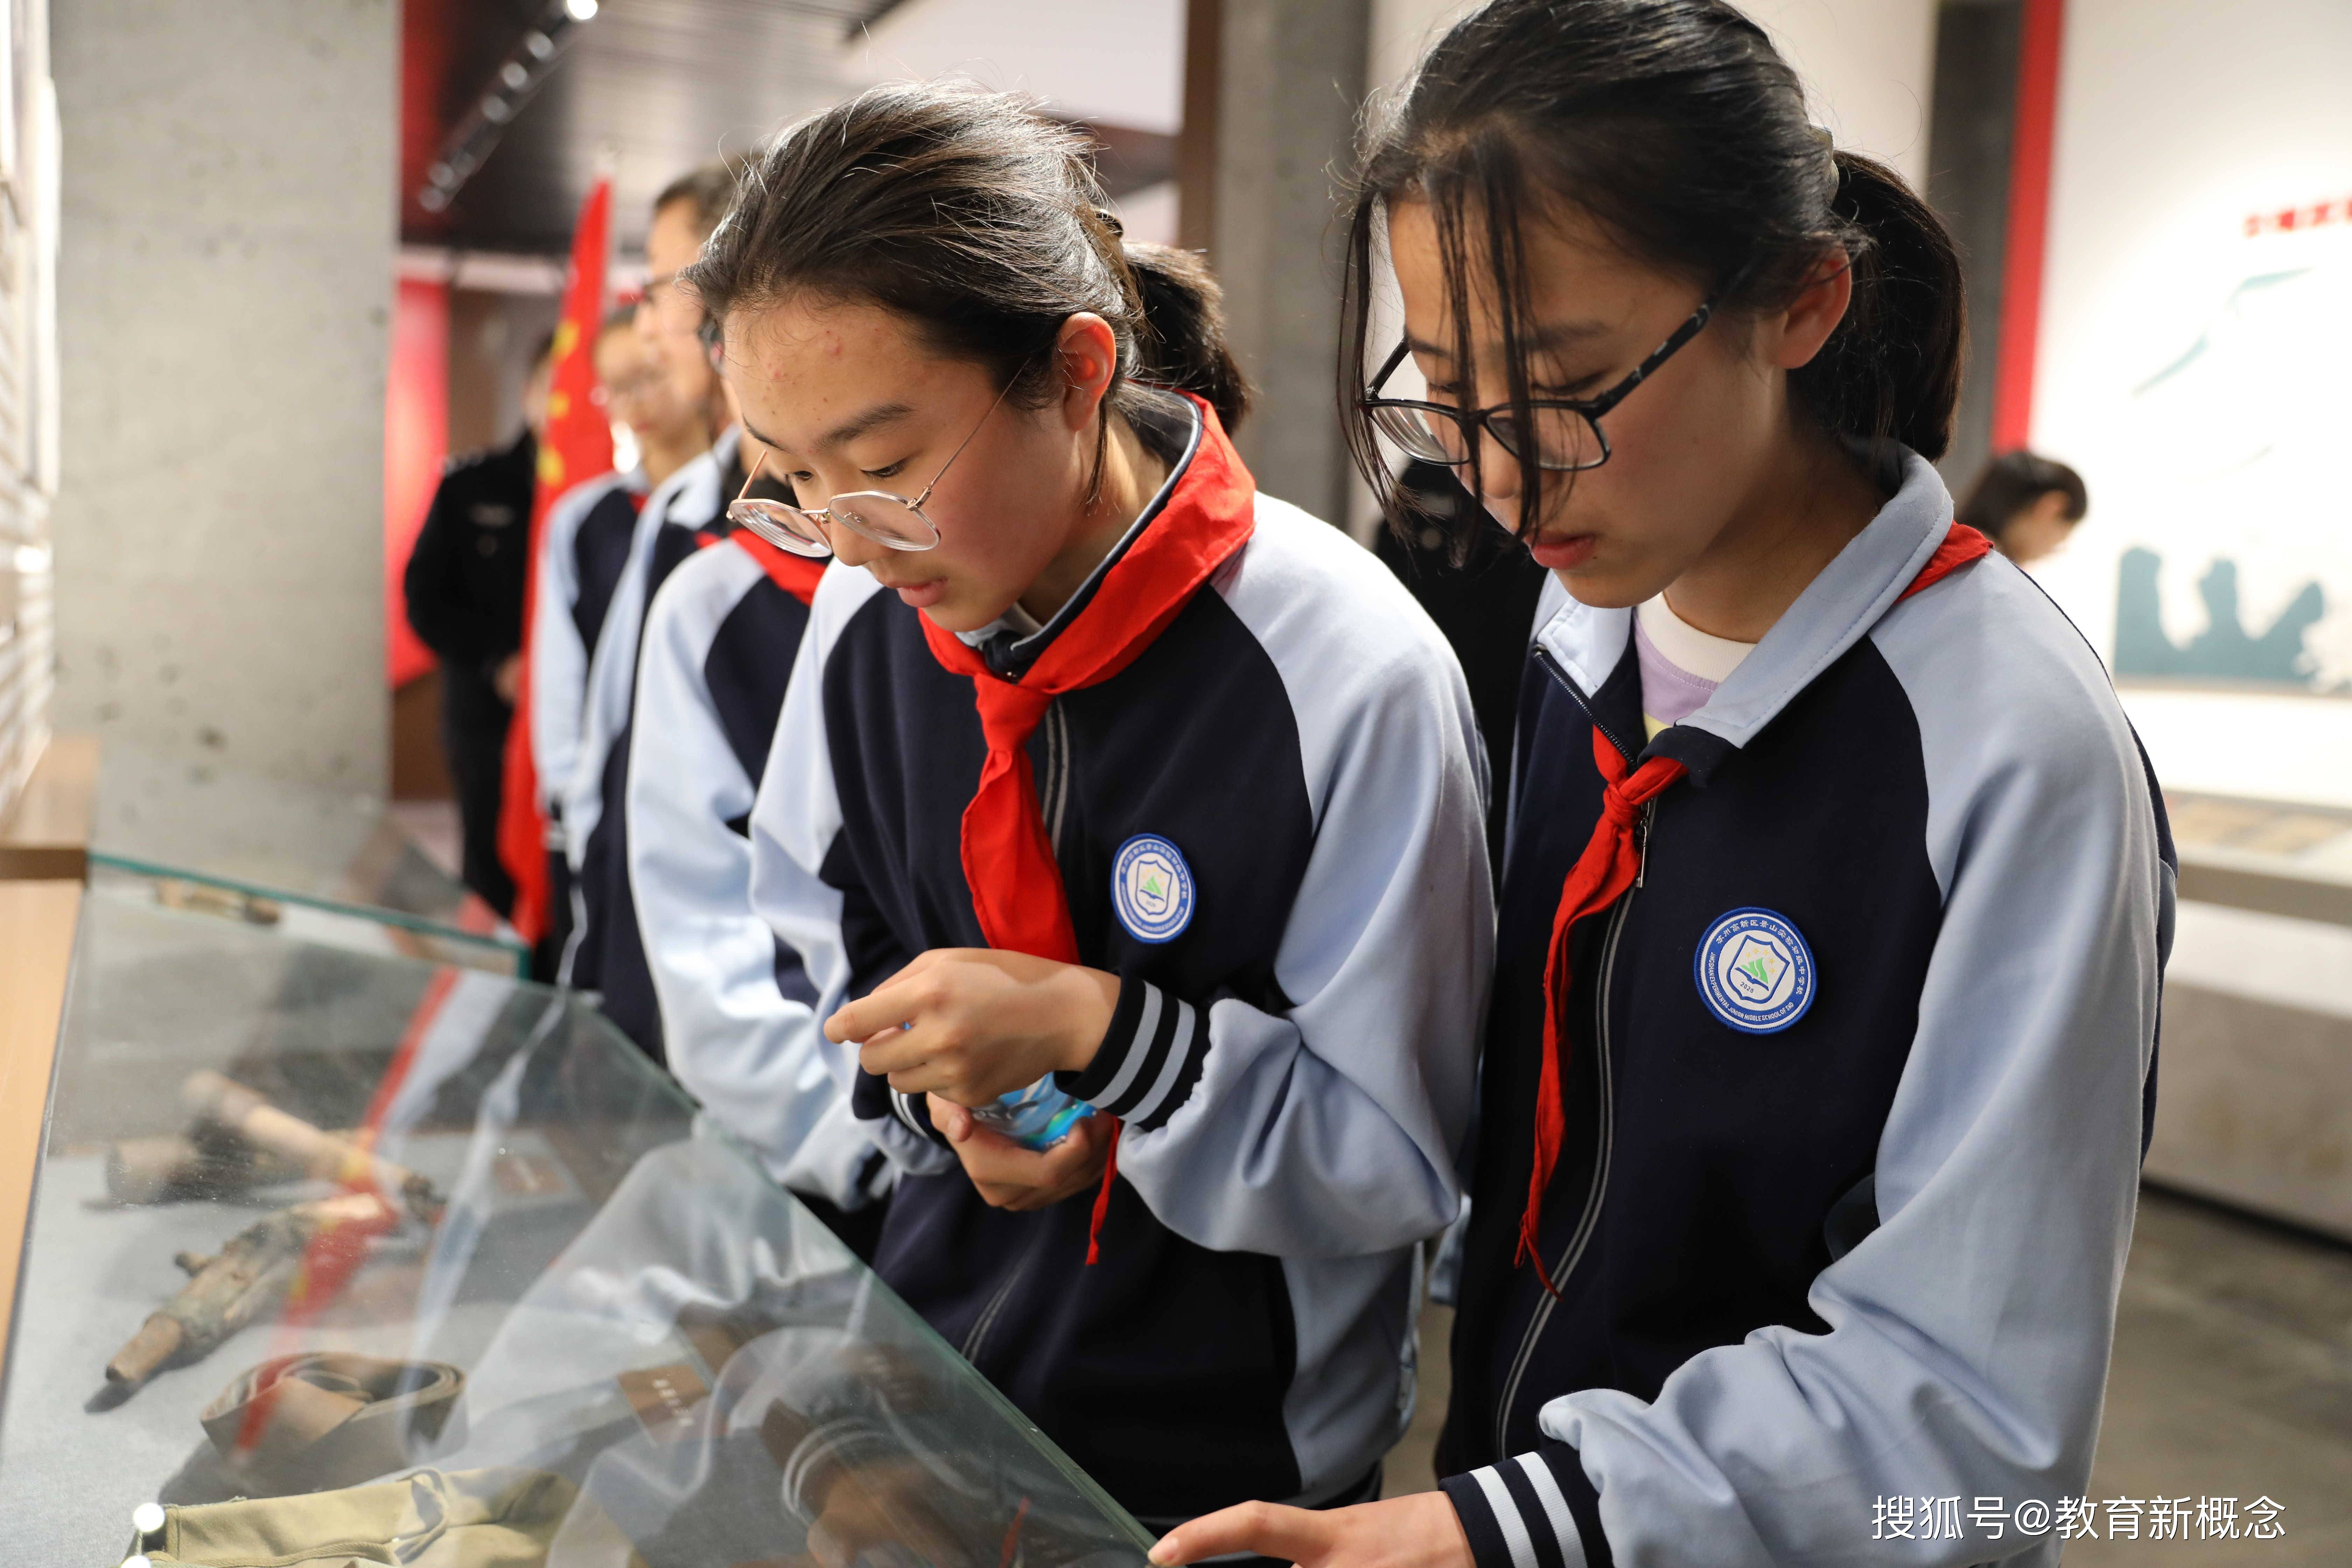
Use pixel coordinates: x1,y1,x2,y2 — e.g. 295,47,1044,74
694,85,1491,1538
1156,4,2172,1567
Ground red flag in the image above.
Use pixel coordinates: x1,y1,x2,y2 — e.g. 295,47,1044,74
498,177,613,950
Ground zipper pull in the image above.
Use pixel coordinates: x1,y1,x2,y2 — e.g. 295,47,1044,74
1635,801,1656,888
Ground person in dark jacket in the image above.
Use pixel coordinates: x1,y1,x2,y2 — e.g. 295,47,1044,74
403,332,554,916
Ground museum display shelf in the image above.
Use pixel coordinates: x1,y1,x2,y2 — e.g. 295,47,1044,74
0,889,1150,1567
2163,789,2352,927
2144,789,2352,1242
89,744,530,975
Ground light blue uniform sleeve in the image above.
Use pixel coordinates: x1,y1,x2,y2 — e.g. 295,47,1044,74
529,476,602,817
628,548,882,1209
747,562,957,1179
1072,502,1491,1259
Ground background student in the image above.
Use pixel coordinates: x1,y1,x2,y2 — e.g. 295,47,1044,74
701,85,1491,1539
1958,449,2090,567
1158,2,2172,1566
559,162,740,1051
403,331,554,917
623,373,894,1257
528,312,666,969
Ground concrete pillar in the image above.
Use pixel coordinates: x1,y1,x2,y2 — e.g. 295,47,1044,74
50,0,397,788
1205,0,1370,527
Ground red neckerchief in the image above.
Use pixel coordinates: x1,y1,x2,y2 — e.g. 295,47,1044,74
916,393,1256,1261
730,527,828,607
1517,523,1992,1290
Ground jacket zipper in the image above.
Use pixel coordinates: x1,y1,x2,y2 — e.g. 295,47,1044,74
1494,648,1648,1454
964,702,1074,1372
1041,698,1072,852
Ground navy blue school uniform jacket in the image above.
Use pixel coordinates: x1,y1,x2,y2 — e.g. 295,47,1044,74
563,427,742,1051
747,397,1491,1527
529,465,648,825
625,529,889,1216
1438,453,2176,1568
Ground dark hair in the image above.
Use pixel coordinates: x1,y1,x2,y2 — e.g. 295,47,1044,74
1342,0,1965,548
530,328,558,368
1957,449,2088,539
681,83,1248,498
654,162,744,243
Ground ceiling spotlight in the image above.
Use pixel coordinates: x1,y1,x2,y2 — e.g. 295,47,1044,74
565,0,598,20
428,161,453,185
482,96,512,123
524,30,554,59
500,61,530,90
419,187,450,212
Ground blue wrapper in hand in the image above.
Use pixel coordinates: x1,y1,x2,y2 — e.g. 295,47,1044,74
969,1076,1095,1151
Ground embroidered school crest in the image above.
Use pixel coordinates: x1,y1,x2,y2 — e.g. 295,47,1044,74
1112,834,1195,944
1694,907,1815,1034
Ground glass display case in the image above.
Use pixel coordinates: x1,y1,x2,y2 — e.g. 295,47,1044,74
0,889,1150,1567
90,745,530,975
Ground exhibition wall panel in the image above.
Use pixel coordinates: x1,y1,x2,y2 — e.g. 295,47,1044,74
2030,0,2352,803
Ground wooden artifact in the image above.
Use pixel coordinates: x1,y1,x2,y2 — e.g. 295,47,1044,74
103,1191,398,1396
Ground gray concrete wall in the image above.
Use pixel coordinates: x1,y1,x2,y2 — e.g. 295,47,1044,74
51,0,396,788
1211,0,1368,527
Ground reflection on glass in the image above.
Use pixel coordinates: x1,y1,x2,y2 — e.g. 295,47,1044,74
2,891,1149,1566
90,743,528,974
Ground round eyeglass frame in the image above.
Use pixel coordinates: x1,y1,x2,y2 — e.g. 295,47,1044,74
726,369,1024,559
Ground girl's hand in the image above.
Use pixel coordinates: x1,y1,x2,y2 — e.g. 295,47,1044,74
1150,1493,1474,1568
934,1100,1115,1211
827,948,1120,1107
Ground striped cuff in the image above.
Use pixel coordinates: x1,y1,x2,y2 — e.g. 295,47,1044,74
1057,976,1210,1132
758,1406,896,1522
1440,1446,1604,1568
851,1069,949,1148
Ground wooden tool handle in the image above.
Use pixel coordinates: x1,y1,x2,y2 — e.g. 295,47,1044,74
106,1313,185,1386
181,1071,435,1213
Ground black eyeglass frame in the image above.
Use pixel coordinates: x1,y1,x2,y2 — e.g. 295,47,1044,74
1358,276,1739,474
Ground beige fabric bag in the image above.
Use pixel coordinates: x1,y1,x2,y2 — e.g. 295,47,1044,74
131,1466,583,1568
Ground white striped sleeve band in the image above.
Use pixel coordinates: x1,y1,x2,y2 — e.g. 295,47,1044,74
1441,1451,1594,1568
1058,976,1212,1131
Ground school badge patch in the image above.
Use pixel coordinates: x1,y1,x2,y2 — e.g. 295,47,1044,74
1694,907,1815,1034
1112,833,1195,944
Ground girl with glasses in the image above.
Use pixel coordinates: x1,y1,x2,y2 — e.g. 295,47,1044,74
693,85,1492,1540
1160,4,2171,1567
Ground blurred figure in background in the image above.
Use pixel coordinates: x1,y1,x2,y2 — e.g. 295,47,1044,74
528,308,722,975
1958,449,2088,566
404,330,555,917
562,162,744,1057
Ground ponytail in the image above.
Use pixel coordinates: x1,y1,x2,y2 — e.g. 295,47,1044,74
1343,0,1968,545
1124,242,1251,433
1798,150,1964,462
